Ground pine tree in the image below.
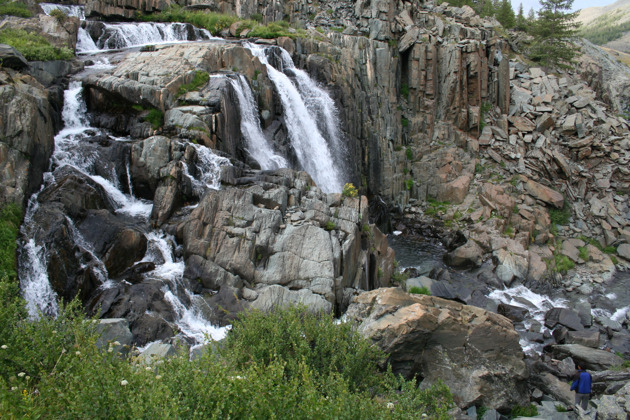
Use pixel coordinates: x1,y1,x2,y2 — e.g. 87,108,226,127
516,3,527,31
529,0,580,68
496,0,516,29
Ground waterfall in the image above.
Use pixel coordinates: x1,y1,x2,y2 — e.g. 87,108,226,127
246,43,345,193
229,75,288,170
77,22,215,53
40,3,85,19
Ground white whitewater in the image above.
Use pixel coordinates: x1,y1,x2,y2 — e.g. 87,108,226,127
246,43,345,193
77,22,214,53
182,143,231,197
230,75,288,170
489,285,568,354
143,232,228,343
40,3,85,19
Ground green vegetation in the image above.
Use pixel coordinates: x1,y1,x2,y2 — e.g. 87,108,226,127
556,404,568,412
0,29,74,61
475,163,486,174
553,254,575,274
580,9,630,45
49,8,67,24
425,199,450,217
528,0,580,68
0,204,21,280
342,182,358,198
409,286,431,295
400,83,409,100
146,109,164,130
391,269,409,285
405,179,414,191
511,404,538,417
0,297,454,417
549,200,571,226
438,0,514,28
177,71,209,96
401,117,409,128
405,148,413,160
578,246,589,262
324,221,337,231
141,7,305,39
0,0,31,18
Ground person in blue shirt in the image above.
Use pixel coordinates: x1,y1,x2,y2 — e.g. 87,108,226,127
570,364,592,411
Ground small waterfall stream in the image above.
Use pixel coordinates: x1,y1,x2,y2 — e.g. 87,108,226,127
230,75,288,170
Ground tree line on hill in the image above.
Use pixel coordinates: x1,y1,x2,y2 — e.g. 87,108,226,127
442,0,581,68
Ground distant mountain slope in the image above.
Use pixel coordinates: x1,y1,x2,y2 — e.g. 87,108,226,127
578,0,630,50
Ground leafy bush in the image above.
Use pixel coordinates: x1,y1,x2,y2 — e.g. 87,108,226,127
409,286,431,295
49,8,67,24
0,0,31,17
342,182,358,198
405,147,413,160
324,221,337,231
549,200,570,226
578,246,589,262
177,71,209,96
0,29,73,61
146,108,164,129
554,254,575,274
400,83,409,99
511,403,538,417
0,204,21,280
405,179,414,191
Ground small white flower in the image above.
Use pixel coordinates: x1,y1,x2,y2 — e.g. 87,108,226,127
17,372,26,378
75,351,81,356
61,348,67,354
120,380,128,386
25,376,30,381
1,345,7,349
145,367,152,371
387,402,394,409
155,375,162,380
11,387,17,391
52,330,57,334
108,347,113,353
112,341,121,346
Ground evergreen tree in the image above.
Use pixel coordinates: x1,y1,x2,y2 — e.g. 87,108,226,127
496,0,516,29
516,3,527,31
527,7,536,23
529,0,580,68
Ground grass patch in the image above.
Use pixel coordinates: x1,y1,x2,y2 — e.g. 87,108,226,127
549,200,571,226
405,179,414,191
177,71,209,96
400,83,409,100
578,246,589,262
401,117,409,128
0,0,31,18
0,29,74,61
405,147,413,160
425,198,450,217
475,163,486,174
324,221,336,231
409,286,431,295
391,270,409,285
553,254,575,274
511,404,538,418
141,7,305,39
146,109,164,129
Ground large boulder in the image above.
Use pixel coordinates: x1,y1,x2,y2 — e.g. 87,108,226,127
0,70,55,208
345,287,529,410
549,344,624,371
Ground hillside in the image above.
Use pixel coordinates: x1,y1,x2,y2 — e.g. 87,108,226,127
578,0,630,52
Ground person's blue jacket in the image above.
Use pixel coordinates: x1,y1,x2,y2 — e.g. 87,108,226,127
570,370,592,394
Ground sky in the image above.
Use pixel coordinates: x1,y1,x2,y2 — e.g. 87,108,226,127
510,0,612,14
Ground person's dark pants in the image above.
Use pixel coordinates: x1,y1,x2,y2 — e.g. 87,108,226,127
575,392,590,410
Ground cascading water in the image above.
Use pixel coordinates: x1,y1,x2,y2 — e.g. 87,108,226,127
246,43,345,193
230,75,288,170
40,2,85,19
77,22,214,54
19,72,229,345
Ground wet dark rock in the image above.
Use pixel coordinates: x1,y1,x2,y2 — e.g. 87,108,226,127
498,303,529,323
544,307,584,331
102,228,147,278
548,344,624,371
566,329,600,348
119,261,156,284
204,285,247,327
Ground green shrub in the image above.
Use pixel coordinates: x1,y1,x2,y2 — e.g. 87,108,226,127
146,108,164,129
549,200,571,226
177,71,209,96
401,117,409,128
324,221,336,231
140,6,239,34
250,13,263,23
49,8,67,24
556,404,568,412
409,286,431,295
0,204,22,280
554,254,575,274
405,147,413,160
341,182,358,198
391,270,409,285
511,403,538,417
0,0,31,17
400,83,409,99
405,178,414,191
578,246,589,262
0,29,74,61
